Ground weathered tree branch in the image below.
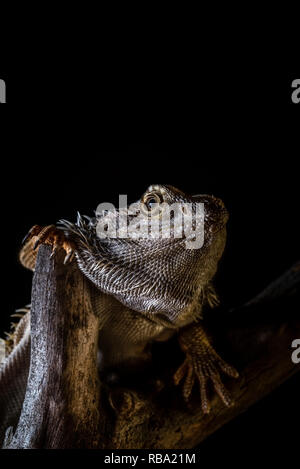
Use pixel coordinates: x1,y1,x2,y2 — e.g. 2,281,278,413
7,247,104,449
7,247,300,448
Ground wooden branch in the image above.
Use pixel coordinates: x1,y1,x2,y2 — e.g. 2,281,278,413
7,247,300,449
8,246,103,449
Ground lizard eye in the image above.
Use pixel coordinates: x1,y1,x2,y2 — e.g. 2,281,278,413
142,192,163,213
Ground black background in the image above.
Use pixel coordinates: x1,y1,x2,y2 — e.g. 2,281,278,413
0,59,299,462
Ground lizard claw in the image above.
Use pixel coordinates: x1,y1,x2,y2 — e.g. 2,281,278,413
174,345,239,414
22,224,76,264
63,247,75,264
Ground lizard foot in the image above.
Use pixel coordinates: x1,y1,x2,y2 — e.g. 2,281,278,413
174,343,239,414
22,225,76,264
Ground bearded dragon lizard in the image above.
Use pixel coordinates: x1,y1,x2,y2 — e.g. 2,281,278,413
0,184,238,444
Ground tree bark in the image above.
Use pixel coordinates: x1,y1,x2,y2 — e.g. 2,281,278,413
7,246,103,449
7,246,300,449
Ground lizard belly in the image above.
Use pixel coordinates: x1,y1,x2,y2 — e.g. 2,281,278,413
98,307,167,372
90,288,176,376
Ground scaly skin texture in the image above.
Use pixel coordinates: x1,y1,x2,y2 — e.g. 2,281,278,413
1,185,238,436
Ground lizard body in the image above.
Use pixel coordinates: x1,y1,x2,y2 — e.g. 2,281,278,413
0,184,238,444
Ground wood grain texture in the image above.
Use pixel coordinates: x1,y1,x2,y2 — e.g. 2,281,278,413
7,246,103,449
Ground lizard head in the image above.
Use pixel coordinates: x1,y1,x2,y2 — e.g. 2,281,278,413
61,185,228,326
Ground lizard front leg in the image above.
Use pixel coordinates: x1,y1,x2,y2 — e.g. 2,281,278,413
174,324,238,414
20,225,76,270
